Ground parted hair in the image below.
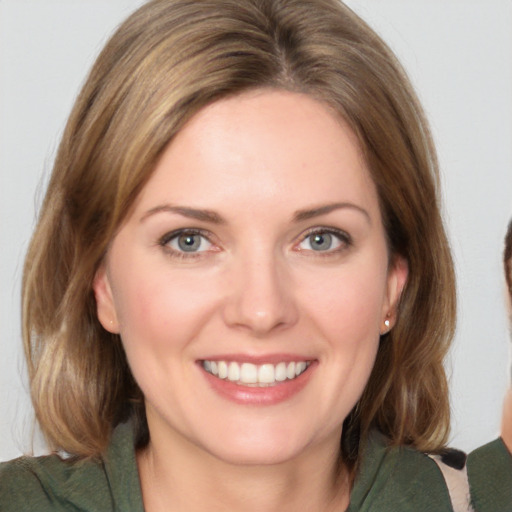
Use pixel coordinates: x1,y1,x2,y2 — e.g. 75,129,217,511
23,0,455,469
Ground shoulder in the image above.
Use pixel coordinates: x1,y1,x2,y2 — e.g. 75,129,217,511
0,421,142,512
349,431,455,511
467,437,512,512
0,453,113,511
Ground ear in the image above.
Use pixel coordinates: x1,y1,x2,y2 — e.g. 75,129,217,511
93,262,120,334
381,255,409,333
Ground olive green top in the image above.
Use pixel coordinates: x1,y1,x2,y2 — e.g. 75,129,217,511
467,438,512,512
0,422,143,511
1,422,510,511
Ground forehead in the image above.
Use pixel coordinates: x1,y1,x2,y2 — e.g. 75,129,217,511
134,89,380,220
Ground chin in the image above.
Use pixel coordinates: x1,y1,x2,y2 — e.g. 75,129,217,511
206,441,305,467
196,422,324,467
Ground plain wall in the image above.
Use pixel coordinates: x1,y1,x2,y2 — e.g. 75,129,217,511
1,0,511,461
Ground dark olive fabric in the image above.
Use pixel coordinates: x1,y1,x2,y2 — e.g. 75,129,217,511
1,423,510,511
467,438,512,512
347,431,453,511
0,422,143,511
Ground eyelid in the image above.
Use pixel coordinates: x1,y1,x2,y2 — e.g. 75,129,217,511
295,226,352,252
158,228,218,257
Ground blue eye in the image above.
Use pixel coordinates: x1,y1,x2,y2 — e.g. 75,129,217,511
298,230,349,252
308,233,335,251
161,230,213,254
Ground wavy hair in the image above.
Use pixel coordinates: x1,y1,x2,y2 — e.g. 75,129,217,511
505,220,512,301
23,0,455,470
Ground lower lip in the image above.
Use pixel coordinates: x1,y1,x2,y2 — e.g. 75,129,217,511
199,362,316,405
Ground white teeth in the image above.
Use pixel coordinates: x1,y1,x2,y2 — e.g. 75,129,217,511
228,362,240,381
286,362,296,379
240,363,258,384
275,362,287,382
258,364,275,384
202,359,310,386
218,361,228,379
295,361,307,376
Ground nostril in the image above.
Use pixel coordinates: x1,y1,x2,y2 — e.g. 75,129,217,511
222,296,298,335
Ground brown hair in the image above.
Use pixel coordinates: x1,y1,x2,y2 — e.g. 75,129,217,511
23,0,455,468
505,220,512,300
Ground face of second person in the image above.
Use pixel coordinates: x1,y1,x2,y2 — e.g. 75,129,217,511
94,89,407,466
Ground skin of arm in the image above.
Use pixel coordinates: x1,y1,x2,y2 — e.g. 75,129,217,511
501,222,512,453
501,390,512,453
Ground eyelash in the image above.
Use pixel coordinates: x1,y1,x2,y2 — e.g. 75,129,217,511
158,228,215,260
157,226,352,260
295,227,352,256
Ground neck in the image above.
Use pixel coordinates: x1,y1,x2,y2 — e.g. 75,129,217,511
137,427,350,512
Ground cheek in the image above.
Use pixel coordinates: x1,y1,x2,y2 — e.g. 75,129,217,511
296,267,384,432
108,266,216,398
301,259,389,342
110,261,219,354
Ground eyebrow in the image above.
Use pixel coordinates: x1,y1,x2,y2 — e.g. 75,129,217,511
140,202,370,225
140,205,226,224
292,202,371,223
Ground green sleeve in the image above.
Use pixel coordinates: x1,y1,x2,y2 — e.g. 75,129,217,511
467,438,512,512
0,457,69,511
0,422,142,511
0,455,115,511
348,431,453,511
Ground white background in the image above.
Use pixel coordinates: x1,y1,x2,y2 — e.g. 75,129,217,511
1,1,511,461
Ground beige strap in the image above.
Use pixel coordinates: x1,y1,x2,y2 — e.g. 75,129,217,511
429,454,474,512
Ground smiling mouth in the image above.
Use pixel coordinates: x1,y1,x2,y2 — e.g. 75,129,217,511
201,360,311,387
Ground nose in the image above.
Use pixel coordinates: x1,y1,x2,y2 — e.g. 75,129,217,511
221,250,299,336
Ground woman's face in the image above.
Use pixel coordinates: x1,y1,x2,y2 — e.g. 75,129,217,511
94,89,407,465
